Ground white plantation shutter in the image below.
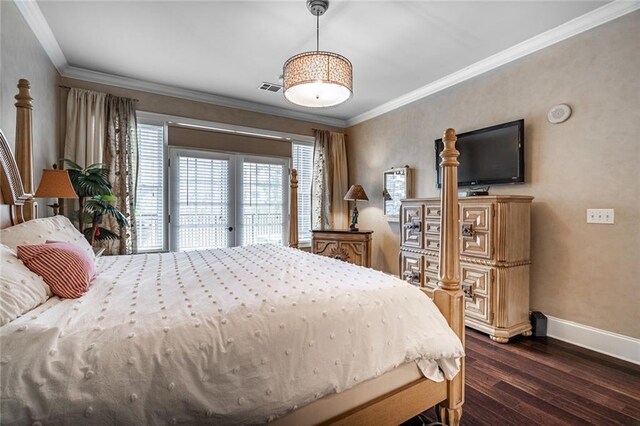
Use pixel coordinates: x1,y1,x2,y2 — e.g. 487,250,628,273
240,160,286,246
292,142,313,244
135,123,165,252
176,155,231,251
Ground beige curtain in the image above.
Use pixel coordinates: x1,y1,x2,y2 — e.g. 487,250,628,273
328,132,349,229
102,95,138,255
63,88,107,166
311,130,349,230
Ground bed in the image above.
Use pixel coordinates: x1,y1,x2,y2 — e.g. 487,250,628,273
0,79,466,425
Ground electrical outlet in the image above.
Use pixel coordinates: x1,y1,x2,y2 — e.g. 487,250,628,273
586,209,614,224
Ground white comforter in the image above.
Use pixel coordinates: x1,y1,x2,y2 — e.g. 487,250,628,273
1,245,463,425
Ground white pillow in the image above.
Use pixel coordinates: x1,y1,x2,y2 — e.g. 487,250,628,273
0,215,95,260
0,244,50,326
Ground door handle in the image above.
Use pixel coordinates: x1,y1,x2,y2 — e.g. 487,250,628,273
227,226,234,232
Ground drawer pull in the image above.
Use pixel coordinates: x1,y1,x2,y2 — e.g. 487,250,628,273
461,223,475,238
462,282,474,301
403,270,420,286
403,220,421,232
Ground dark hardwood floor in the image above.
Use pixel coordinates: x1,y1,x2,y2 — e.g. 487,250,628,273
409,328,640,426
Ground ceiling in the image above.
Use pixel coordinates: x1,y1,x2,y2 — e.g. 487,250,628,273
33,1,615,125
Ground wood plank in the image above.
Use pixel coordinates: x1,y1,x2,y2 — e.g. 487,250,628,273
410,329,639,425
466,344,638,425
470,355,633,424
463,386,539,425
466,336,636,409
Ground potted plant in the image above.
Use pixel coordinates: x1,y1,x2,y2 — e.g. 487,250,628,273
63,159,128,245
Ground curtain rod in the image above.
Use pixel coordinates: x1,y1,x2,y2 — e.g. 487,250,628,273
58,85,139,102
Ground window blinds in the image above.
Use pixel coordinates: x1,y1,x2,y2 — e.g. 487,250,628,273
176,155,230,251
292,142,313,244
241,161,285,246
135,123,165,252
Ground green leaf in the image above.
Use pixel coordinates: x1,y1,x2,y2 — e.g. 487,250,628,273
86,163,106,171
62,159,82,170
84,198,129,228
100,194,117,202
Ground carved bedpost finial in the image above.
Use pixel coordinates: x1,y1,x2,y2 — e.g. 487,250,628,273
15,79,34,110
289,169,299,249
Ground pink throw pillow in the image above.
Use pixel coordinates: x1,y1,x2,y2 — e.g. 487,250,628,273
17,242,96,299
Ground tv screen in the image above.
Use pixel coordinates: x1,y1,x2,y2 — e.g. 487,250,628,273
435,119,524,188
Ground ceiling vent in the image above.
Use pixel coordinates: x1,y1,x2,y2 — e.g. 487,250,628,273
258,82,282,93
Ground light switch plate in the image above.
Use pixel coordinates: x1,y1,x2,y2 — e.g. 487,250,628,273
587,209,614,224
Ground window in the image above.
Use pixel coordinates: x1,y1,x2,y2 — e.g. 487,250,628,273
135,123,165,252
241,159,286,246
173,153,231,251
292,141,313,245
169,149,288,251
134,113,313,252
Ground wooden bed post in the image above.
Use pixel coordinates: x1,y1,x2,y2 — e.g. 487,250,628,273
14,79,37,221
289,168,299,248
434,128,465,425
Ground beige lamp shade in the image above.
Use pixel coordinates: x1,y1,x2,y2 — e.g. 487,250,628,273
282,0,353,108
35,169,78,199
283,51,353,108
344,184,369,201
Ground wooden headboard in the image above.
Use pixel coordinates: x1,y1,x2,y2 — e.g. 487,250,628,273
1,79,36,226
0,129,31,225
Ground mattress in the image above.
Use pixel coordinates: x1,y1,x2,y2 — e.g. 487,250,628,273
0,244,463,424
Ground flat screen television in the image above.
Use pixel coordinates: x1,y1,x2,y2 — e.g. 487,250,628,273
435,119,524,188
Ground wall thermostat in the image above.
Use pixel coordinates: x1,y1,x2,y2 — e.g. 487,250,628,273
548,104,572,124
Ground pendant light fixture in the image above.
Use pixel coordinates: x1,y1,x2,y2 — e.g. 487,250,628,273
283,0,353,108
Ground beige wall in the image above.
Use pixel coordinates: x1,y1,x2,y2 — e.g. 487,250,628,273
0,1,60,227
346,12,640,338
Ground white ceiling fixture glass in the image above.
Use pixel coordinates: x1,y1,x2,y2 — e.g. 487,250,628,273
283,0,353,108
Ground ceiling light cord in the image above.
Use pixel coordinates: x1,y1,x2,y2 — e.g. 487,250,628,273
316,12,320,52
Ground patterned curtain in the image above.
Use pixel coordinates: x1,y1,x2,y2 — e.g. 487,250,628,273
311,130,330,230
311,130,349,230
102,95,138,255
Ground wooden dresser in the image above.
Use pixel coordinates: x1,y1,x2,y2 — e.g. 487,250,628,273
312,229,373,267
399,195,533,343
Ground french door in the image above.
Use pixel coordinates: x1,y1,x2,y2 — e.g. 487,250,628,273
169,148,289,251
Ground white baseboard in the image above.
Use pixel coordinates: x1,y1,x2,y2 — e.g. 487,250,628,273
546,316,640,365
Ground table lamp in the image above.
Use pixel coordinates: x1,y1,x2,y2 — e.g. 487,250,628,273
344,184,369,231
34,165,78,215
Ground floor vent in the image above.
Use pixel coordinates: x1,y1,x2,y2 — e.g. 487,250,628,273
258,82,282,93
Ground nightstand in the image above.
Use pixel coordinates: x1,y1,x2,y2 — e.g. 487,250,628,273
311,229,373,267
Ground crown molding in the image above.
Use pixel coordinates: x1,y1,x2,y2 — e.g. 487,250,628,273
13,0,67,72
60,66,348,128
346,0,640,127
